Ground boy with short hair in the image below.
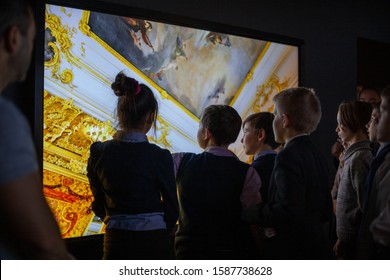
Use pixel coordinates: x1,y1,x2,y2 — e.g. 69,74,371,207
241,112,279,201
244,87,333,259
173,105,261,259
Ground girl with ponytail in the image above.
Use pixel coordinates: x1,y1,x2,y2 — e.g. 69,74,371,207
87,72,178,259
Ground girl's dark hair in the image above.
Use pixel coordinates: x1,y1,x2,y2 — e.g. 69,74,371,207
111,72,158,131
243,112,278,149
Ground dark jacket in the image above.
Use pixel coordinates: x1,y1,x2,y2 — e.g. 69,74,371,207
87,140,178,232
245,135,333,259
251,153,276,202
175,152,251,258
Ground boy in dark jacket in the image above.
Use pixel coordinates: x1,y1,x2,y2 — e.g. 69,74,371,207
173,105,261,259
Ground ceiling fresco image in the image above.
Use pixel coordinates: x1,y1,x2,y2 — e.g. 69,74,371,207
88,12,268,117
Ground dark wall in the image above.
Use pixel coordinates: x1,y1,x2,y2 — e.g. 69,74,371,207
358,38,390,89
97,0,390,172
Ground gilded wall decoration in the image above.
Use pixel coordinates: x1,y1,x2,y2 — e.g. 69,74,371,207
252,75,290,113
44,91,115,161
45,6,78,88
44,91,115,237
148,116,171,148
43,170,95,237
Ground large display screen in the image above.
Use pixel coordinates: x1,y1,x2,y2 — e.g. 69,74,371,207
41,3,300,238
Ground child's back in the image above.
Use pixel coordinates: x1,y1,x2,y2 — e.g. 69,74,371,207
173,105,261,259
175,149,251,259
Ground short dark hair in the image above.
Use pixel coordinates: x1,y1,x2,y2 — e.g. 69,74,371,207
338,100,372,134
243,112,278,149
112,72,158,131
0,0,32,37
200,105,241,146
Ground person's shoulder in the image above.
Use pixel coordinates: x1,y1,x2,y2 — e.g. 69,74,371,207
147,143,175,158
348,142,373,158
0,97,28,127
0,98,33,146
0,97,16,112
148,142,168,152
253,153,276,167
90,140,112,153
261,152,277,160
349,148,373,164
174,151,199,161
277,137,312,162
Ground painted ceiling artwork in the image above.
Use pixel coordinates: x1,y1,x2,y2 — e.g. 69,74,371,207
43,4,298,237
88,12,268,118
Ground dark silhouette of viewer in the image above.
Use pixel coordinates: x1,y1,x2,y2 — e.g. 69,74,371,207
0,0,72,259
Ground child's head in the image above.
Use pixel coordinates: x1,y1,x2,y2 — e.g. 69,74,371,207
272,87,321,143
112,72,158,132
357,87,381,106
366,103,381,144
198,105,241,148
336,100,372,145
377,85,390,143
241,112,278,155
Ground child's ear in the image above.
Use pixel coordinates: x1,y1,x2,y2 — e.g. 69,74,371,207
282,114,290,128
4,26,21,53
204,128,212,140
257,128,266,142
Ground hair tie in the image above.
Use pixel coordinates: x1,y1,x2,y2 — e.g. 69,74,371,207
135,83,141,95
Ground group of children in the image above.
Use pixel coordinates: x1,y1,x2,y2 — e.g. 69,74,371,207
329,87,390,259
87,71,390,260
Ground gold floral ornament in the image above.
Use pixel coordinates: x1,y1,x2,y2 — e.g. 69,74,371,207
79,11,92,36
45,8,79,88
252,74,290,113
82,118,115,144
148,116,171,148
43,92,116,237
43,92,116,174
60,6,72,18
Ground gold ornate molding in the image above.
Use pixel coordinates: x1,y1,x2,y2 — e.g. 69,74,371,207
149,116,171,148
252,74,290,113
43,169,94,238
45,7,78,88
44,91,116,175
79,10,92,36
